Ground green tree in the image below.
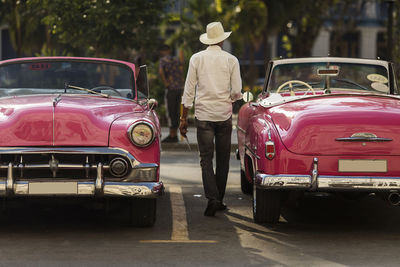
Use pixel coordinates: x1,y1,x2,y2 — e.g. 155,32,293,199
279,0,337,58
165,0,218,60
166,0,267,88
43,0,168,59
226,0,267,88
0,0,168,59
0,0,47,57
391,1,400,65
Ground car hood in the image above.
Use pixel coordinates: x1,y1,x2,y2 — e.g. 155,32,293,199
0,95,144,146
268,95,400,156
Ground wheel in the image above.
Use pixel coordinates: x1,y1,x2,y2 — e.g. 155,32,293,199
129,198,157,227
241,169,252,195
253,181,282,224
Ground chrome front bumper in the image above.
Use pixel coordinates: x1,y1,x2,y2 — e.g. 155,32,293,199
0,180,164,197
0,147,164,197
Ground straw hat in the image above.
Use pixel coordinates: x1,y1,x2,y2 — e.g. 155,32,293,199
199,22,232,45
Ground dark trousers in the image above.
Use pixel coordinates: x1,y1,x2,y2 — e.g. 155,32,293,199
195,117,232,203
165,89,183,129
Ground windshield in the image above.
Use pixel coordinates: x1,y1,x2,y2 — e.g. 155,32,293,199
0,60,135,99
267,62,389,94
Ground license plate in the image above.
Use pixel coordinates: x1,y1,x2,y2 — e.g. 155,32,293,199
29,182,78,195
338,160,387,173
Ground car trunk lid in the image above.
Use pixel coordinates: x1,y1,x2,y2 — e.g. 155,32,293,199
268,95,400,156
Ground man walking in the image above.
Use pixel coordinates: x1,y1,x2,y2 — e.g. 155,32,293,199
159,44,185,143
179,22,242,216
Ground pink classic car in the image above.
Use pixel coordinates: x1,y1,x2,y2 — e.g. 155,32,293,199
0,57,163,226
237,57,400,224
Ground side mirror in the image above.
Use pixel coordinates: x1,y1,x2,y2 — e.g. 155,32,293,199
136,65,149,98
148,98,158,110
242,91,254,102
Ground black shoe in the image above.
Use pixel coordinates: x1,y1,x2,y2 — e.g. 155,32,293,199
217,202,227,211
162,135,178,143
204,200,218,216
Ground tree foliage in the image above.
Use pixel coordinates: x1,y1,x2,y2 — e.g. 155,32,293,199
0,0,47,57
225,0,267,87
279,0,337,57
0,0,168,59
392,1,400,66
165,0,218,58
43,0,167,58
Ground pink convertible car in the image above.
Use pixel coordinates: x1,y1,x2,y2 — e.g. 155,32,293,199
0,57,163,226
237,57,400,224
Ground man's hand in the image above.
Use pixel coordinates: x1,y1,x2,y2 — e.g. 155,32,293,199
179,105,189,137
179,119,188,137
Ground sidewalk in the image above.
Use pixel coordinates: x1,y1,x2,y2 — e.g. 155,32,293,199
160,126,238,152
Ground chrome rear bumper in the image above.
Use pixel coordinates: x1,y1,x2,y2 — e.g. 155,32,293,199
256,173,400,191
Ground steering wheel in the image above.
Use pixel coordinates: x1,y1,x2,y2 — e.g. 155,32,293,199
276,80,315,96
91,86,123,97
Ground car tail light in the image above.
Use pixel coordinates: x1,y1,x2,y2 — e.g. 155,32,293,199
265,141,275,160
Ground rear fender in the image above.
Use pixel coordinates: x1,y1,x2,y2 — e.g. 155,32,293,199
246,114,284,175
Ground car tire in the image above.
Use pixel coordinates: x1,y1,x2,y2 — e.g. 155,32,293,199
241,169,252,195
129,198,157,227
253,181,281,224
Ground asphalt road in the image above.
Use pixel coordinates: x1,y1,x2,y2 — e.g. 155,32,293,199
0,151,400,266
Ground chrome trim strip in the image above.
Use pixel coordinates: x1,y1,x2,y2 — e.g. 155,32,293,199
237,126,246,134
0,147,139,168
245,144,260,160
336,137,392,142
260,93,400,109
256,174,311,188
135,163,158,169
250,102,259,107
52,94,63,146
0,164,110,170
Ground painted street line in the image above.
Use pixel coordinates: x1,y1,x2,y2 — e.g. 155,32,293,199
140,185,217,244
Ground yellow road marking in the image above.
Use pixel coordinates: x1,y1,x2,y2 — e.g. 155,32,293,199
170,185,189,241
140,240,218,244
140,185,217,244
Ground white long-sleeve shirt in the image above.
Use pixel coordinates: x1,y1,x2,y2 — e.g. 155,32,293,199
182,45,242,121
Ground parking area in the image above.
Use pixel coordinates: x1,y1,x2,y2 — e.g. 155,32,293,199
0,151,399,266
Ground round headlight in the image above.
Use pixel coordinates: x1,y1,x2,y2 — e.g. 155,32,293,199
128,122,155,147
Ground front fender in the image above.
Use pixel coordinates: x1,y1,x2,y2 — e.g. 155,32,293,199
109,112,160,176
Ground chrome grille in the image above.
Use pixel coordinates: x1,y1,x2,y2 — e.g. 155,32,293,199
0,148,134,180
